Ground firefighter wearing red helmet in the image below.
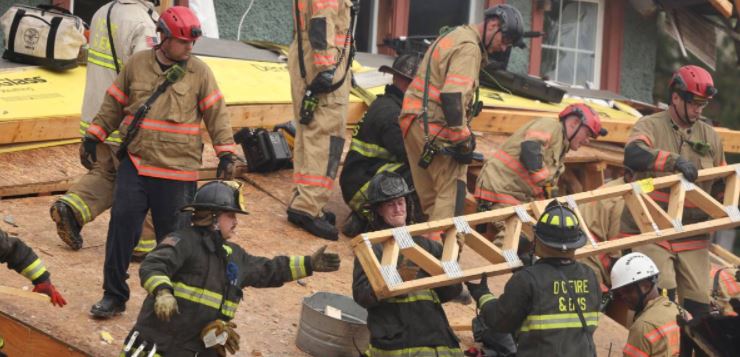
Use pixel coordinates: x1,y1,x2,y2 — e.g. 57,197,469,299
475,103,606,245
84,5,238,318
621,64,725,328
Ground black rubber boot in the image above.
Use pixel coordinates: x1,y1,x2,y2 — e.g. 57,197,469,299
90,295,126,319
321,209,336,225
341,212,367,238
49,201,83,250
287,209,339,241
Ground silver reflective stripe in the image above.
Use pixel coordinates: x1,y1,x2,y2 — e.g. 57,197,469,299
442,260,463,278
452,216,472,234
20,259,46,281
725,205,740,222
349,138,395,160
514,206,534,223
502,249,522,268
380,265,403,288
680,178,695,192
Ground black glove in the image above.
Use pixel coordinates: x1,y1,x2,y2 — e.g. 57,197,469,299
217,153,238,179
309,70,335,94
80,136,100,170
450,136,476,164
675,157,698,182
465,274,491,303
310,245,341,272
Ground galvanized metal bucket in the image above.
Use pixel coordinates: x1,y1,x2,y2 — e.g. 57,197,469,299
295,291,370,357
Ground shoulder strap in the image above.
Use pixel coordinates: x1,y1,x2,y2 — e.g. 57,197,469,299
106,1,120,74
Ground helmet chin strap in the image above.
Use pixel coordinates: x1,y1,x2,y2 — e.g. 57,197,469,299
634,280,655,314
672,94,696,127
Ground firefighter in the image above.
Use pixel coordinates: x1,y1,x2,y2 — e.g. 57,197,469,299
121,181,341,356
475,103,607,244
84,6,239,318
400,4,524,223
621,65,724,322
710,265,739,316
50,0,160,257
465,201,601,357
339,53,422,237
352,172,464,357
287,0,358,240
611,253,682,357
0,228,66,307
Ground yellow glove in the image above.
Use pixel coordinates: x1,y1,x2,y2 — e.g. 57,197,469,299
154,289,178,322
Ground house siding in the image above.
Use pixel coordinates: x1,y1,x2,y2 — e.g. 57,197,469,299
506,0,531,75
619,4,657,103
215,0,293,45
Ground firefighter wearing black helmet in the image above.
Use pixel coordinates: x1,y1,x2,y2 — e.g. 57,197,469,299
128,181,341,356
352,172,464,357
465,201,601,357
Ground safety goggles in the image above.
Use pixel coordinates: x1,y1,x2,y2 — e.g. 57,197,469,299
678,91,711,108
222,180,247,212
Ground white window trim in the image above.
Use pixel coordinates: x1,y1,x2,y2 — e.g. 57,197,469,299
369,0,379,53
541,0,604,88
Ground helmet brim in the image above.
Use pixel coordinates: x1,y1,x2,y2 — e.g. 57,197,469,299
180,203,249,215
535,231,587,251
365,187,415,206
379,65,415,81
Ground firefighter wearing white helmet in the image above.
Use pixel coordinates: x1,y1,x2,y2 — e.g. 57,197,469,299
611,253,683,357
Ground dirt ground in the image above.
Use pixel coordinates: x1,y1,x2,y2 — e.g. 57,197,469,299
0,169,627,357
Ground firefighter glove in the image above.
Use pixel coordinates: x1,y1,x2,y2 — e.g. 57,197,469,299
675,157,698,182
217,153,238,180
465,274,491,303
33,280,67,307
397,258,420,281
309,70,335,93
154,289,179,322
224,321,240,355
80,136,99,170
310,245,341,272
450,135,476,164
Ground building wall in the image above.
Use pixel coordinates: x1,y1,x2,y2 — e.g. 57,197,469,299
619,4,657,103
506,0,531,75
214,0,293,45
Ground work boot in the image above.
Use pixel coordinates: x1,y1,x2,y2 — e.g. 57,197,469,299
90,295,126,319
321,209,336,225
341,212,367,237
49,201,83,250
287,209,339,241
131,251,148,263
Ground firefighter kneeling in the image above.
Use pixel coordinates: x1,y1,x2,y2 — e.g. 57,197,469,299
122,181,341,356
465,201,601,357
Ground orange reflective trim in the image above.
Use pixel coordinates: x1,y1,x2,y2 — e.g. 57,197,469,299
530,167,550,185
474,187,521,205
654,150,670,172
444,74,474,88
492,150,544,196
123,116,200,135
129,154,199,181
402,97,422,111
312,0,338,11
623,343,649,357
106,84,128,105
87,124,108,142
294,173,333,189
712,267,740,295
334,34,351,46
628,134,653,147
214,144,237,155
524,130,552,145
410,77,440,102
399,114,416,137
198,89,224,112
427,122,471,142
618,232,636,238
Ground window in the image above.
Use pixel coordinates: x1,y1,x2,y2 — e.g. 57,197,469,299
540,0,604,87
408,0,470,37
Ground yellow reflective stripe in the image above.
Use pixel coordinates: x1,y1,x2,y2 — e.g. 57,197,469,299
478,293,495,308
222,245,233,256
367,344,463,357
349,138,395,160
385,289,440,304
143,275,172,294
59,192,92,224
79,121,123,143
20,259,47,281
347,162,404,211
172,281,239,316
222,300,239,318
519,312,600,332
133,239,156,253
87,48,122,70
289,256,307,280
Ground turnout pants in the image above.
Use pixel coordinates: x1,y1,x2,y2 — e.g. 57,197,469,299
288,79,349,217
103,156,194,303
404,122,467,221
634,242,711,304
58,143,156,252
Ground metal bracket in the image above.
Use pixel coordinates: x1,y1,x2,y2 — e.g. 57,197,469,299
514,206,534,223
671,219,684,232
565,195,578,211
735,165,740,177
631,182,643,195
652,222,662,236
725,205,740,222
380,264,403,287
453,216,473,234
361,234,372,248
502,249,522,268
391,226,414,249
441,260,463,278
680,178,695,192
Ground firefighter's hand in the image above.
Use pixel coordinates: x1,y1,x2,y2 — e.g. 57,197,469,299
397,263,420,281
217,153,238,179
80,136,99,170
310,245,341,272
154,289,179,322
33,280,67,307
675,157,698,182
309,70,335,93
465,274,491,303
224,321,240,355
450,136,475,164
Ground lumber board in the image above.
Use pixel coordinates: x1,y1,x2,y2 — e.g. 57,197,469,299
709,243,740,266
353,165,740,298
0,311,87,357
0,286,50,302
708,0,734,17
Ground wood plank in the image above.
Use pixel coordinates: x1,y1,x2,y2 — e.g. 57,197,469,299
501,216,522,251
709,243,740,266
381,239,399,267
466,230,506,264
685,187,728,219
708,0,733,17
0,286,50,302
641,193,674,230
402,245,445,276
0,311,88,357
441,227,460,262
723,170,740,207
0,177,79,199
667,182,686,222
623,191,658,234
